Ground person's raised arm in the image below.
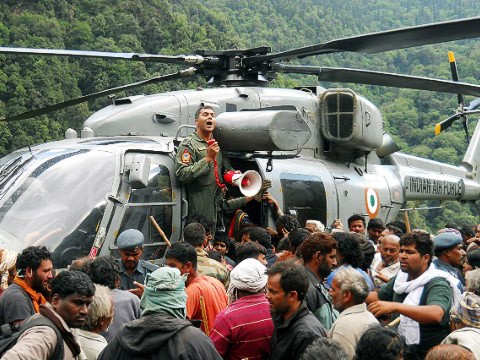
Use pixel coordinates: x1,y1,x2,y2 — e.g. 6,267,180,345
368,301,444,324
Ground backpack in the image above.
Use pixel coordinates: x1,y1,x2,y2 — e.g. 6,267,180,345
0,314,64,359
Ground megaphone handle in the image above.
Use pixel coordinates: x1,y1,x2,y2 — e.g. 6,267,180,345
213,158,226,190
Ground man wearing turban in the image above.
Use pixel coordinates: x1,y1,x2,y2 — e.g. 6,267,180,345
210,258,274,360
99,267,221,360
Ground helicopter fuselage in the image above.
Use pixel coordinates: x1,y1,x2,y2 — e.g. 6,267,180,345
0,86,479,267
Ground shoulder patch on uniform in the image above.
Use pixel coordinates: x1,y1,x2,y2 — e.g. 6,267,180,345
181,149,191,164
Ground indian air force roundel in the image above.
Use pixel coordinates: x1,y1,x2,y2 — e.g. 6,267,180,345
365,188,380,218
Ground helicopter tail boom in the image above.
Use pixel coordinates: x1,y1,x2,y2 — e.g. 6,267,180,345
462,117,480,175
392,150,480,202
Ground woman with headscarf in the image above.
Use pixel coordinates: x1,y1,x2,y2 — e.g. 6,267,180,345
98,267,221,360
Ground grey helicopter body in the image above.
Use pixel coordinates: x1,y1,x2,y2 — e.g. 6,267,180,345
1,17,480,266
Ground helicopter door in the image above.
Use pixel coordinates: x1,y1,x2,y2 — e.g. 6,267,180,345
106,152,180,260
255,158,337,229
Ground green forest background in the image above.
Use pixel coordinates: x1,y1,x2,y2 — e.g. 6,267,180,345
0,0,478,231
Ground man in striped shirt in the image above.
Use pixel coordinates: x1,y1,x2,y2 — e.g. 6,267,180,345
210,258,274,360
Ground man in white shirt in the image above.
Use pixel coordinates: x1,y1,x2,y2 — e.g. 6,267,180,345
329,267,379,359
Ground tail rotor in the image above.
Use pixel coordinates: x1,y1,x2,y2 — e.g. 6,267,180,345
435,51,480,143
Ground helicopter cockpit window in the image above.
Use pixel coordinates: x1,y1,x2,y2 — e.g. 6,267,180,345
0,149,115,268
116,158,173,259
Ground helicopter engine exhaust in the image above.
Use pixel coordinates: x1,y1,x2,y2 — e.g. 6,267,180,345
214,110,311,152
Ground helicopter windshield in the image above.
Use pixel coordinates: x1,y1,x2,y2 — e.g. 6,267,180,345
0,148,115,265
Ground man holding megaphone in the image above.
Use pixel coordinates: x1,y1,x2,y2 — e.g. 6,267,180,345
176,106,261,234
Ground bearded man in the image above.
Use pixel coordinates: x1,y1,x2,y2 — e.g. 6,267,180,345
302,232,338,330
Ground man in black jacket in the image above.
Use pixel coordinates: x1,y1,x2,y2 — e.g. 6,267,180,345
98,266,221,360
267,261,326,360
302,232,338,330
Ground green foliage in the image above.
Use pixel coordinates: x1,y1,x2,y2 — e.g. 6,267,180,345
65,21,94,49
403,200,479,234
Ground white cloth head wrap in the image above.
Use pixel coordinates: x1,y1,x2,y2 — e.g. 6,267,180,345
228,258,267,302
0,249,17,290
306,220,325,232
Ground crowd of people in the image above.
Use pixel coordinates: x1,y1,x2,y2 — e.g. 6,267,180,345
0,105,479,360
0,215,479,359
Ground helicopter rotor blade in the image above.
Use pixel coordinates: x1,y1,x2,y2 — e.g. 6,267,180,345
246,16,480,64
0,67,198,122
272,64,480,97
447,51,470,142
466,98,480,111
435,114,462,135
462,118,470,143
0,47,217,65
448,51,464,106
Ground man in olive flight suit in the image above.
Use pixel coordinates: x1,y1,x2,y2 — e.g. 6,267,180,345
176,106,245,234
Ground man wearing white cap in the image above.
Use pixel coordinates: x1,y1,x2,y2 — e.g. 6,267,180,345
116,229,158,297
210,258,274,360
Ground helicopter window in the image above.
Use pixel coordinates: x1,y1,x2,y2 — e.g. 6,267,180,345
116,204,172,248
339,93,354,112
0,149,115,268
114,159,174,259
129,164,172,203
30,150,89,177
280,173,327,227
226,103,237,112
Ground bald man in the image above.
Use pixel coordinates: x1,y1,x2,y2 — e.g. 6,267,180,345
371,235,400,290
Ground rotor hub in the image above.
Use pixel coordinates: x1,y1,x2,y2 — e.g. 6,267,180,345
196,47,273,86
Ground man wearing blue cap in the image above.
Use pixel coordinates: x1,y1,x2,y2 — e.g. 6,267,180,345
117,229,158,297
433,230,466,292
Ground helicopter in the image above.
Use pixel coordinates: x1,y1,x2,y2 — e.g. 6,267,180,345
0,16,480,268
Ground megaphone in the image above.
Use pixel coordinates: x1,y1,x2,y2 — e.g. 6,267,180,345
224,170,262,197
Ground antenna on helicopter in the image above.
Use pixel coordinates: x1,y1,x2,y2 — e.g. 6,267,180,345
435,51,480,142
